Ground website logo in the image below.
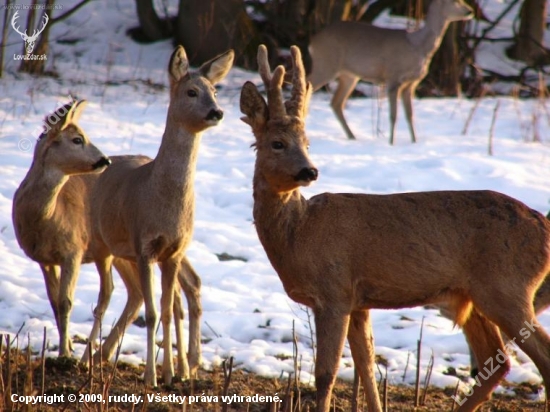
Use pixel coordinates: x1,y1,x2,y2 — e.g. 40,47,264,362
12,10,48,60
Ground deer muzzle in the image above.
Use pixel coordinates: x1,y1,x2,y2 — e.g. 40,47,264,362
294,167,318,182
205,109,224,121
92,156,112,170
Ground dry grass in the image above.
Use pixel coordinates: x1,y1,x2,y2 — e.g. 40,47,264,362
0,342,547,412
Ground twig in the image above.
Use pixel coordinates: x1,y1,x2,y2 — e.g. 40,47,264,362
414,317,425,407
450,380,461,411
421,350,435,405
282,372,293,412
304,307,316,365
14,334,19,395
292,320,301,412
0,333,4,396
461,86,486,135
41,327,47,400
50,0,93,24
488,100,500,156
376,360,383,389
471,0,521,50
402,351,411,383
221,357,234,412
382,373,388,412
6,335,12,410
205,321,221,338
88,341,93,396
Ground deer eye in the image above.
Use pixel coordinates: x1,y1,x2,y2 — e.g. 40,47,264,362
72,137,83,145
187,90,197,97
271,141,284,150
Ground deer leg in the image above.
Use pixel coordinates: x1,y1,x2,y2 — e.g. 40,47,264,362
159,257,181,385
455,309,509,411
58,255,81,357
92,258,144,364
82,255,114,364
330,74,359,140
179,256,202,378
40,264,61,335
173,284,188,379
347,310,382,412
401,83,417,143
314,308,350,412
138,255,158,387
387,82,402,146
475,297,550,411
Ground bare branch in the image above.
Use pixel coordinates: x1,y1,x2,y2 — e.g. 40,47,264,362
51,0,93,24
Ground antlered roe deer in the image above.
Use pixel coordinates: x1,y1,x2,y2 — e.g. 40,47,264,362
12,100,111,357
308,0,473,144
240,44,550,412
89,46,234,386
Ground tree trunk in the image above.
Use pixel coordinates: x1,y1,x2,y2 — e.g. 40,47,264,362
423,22,464,96
176,0,258,69
310,0,353,34
506,0,549,65
19,0,54,74
134,0,171,42
0,0,14,77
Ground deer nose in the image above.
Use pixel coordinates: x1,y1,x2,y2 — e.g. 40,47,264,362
92,156,111,170
206,109,224,121
294,167,318,182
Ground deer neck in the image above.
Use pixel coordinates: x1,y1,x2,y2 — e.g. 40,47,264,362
19,162,68,220
252,171,308,264
408,8,452,59
150,118,202,203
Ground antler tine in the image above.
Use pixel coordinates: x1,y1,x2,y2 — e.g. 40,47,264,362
30,14,49,40
285,46,310,118
257,45,286,119
11,11,28,38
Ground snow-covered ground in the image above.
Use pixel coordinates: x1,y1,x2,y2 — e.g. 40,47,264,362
1,0,550,399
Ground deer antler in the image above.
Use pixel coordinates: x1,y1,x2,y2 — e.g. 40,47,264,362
11,11,28,40
256,45,311,121
28,14,49,41
257,45,286,120
285,46,312,119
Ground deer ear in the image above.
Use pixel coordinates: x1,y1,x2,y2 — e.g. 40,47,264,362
240,81,268,130
44,101,75,133
169,46,190,84
65,100,87,126
200,49,235,85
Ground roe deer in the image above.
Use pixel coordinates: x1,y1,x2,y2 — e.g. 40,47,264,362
240,44,550,412
308,0,473,144
89,46,234,386
12,100,111,357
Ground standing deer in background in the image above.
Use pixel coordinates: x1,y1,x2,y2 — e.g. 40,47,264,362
241,44,550,412
90,46,234,386
308,0,473,144
12,101,111,358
